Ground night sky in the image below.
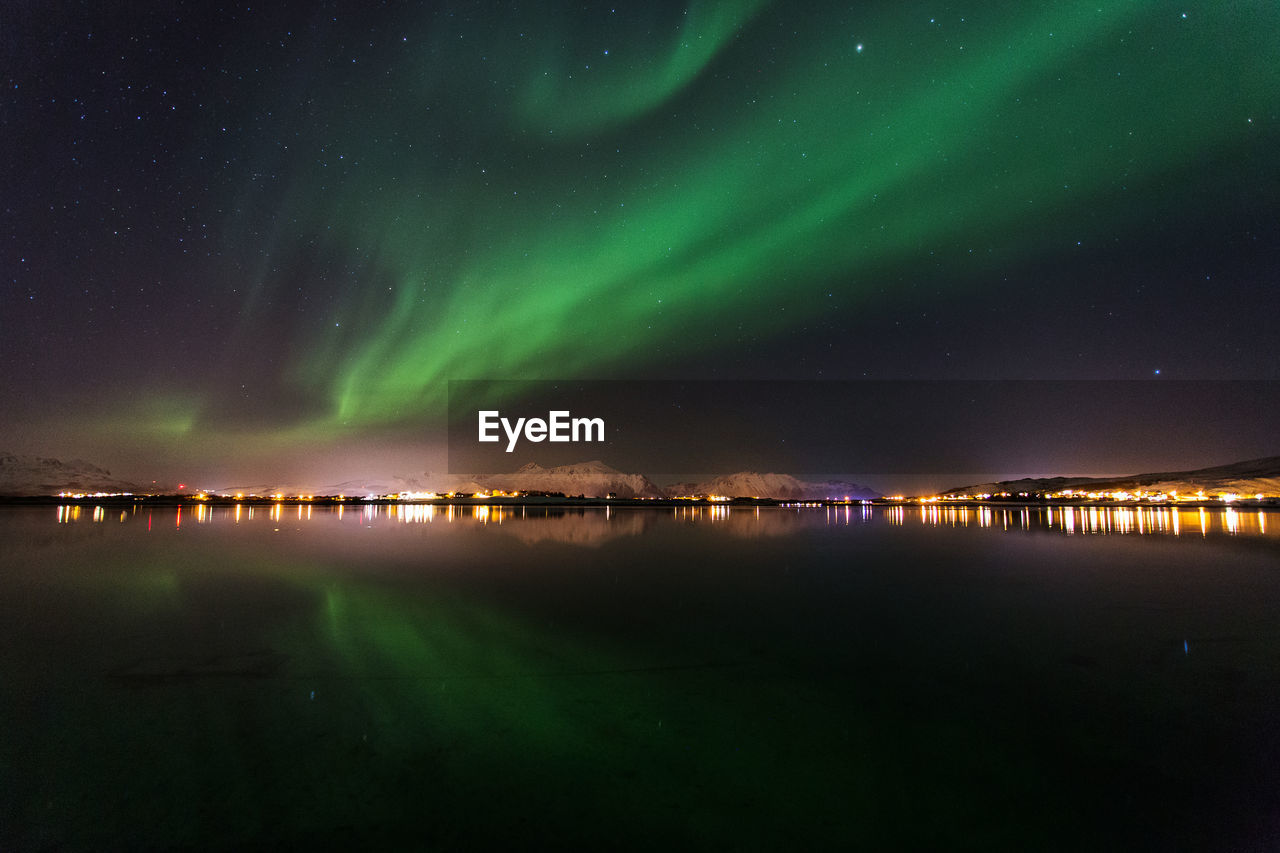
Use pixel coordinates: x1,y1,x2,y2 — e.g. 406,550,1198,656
3,1,1278,488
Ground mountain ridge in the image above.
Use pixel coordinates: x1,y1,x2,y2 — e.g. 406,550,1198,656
0,451,142,495
665,471,879,501
7,452,1277,500
941,455,1280,498
446,460,666,499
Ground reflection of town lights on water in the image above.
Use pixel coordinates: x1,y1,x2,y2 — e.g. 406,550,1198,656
822,505,857,526
1114,508,1132,534
879,504,1275,538
39,503,1277,538
396,504,436,524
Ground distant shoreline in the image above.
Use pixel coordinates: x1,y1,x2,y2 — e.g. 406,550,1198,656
2,495,1275,509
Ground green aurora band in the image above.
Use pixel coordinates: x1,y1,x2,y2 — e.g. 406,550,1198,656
195,0,1274,440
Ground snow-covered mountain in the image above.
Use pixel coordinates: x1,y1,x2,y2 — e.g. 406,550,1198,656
0,452,141,495
664,471,879,500
450,460,666,499
210,476,432,497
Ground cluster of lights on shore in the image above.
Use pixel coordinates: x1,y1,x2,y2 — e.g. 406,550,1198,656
927,489,1263,504
57,489,768,502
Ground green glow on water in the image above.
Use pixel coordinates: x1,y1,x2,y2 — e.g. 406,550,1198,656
5,508,1280,847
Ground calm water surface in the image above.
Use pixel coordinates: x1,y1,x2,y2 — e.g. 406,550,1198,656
2,504,1278,850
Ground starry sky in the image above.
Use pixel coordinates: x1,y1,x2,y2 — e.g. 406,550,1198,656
3,1,1278,487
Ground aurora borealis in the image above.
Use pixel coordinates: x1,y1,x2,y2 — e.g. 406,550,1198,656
4,1,1278,485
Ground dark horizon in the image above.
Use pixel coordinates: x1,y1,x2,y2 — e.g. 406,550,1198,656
4,446,1278,502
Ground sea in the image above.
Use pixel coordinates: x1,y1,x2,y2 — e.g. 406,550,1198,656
2,503,1278,850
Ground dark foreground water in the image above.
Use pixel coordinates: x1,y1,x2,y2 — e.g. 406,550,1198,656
2,504,1278,851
